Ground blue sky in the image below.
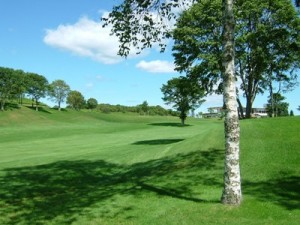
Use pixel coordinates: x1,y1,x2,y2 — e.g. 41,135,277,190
1,0,299,114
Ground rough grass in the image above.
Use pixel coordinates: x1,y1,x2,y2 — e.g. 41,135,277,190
0,107,299,225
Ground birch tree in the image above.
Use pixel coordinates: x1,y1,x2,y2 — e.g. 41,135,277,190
103,0,242,205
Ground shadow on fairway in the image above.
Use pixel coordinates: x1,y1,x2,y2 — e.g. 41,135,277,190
243,175,300,210
148,122,192,127
133,139,185,145
0,149,223,224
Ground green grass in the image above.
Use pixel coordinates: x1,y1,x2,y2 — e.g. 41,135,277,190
0,107,299,225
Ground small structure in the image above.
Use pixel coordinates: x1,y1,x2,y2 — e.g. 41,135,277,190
202,107,224,118
203,106,268,118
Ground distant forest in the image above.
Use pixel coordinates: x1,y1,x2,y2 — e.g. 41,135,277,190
0,66,178,116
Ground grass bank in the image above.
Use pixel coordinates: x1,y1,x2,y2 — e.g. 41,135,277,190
0,107,299,224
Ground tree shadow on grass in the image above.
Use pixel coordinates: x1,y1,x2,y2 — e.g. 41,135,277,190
26,106,52,114
133,138,185,145
148,122,192,127
243,175,300,210
0,149,223,224
4,102,21,110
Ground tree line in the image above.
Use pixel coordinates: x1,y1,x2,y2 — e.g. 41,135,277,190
0,67,73,111
0,67,178,116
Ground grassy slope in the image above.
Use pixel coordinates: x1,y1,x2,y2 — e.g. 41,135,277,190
0,107,299,225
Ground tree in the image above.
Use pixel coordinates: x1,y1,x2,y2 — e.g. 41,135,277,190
13,69,27,105
266,93,289,117
161,76,205,125
67,90,85,111
48,80,70,111
298,106,300,111
290,110,294,116
104,0,242,205
87,98,98,110
26,73,49,111
172,0,300,119
236,0,299,118
138,100,149,115
0,67,18,111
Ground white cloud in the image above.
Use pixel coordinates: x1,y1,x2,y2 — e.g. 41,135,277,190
44,16,126,64
136,60,175,73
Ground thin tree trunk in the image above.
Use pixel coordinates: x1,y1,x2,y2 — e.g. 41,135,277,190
35,99,39,111
237,98,244,119
268,81,275,117
221,0,242,205
0,101,4,111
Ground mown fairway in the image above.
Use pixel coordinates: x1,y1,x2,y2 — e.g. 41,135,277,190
0,107,299,225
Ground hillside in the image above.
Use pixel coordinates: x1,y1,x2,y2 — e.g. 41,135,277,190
0,107,299,225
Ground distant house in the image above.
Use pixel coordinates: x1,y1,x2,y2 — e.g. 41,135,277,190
202,107,224,118
251,107,268,117
203,106,268,118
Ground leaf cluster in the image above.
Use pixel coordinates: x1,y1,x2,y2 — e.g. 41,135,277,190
102,0,196,56
67,90,85,111
161,76,205,121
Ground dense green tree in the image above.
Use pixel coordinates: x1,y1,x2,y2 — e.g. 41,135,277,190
26,73,49,111
236,0,299,118
67,90,85,111
48,80,70,111
104,0,241,205
138,100,149,115
0,67,17,110
161,76,205,125
290,110,294,116
86,98,98,110
172,0,300,119
266,93,289,117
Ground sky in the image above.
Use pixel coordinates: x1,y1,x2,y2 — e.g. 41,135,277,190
0,0,299,114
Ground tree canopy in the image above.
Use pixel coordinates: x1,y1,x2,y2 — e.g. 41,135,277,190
172,0,300,118
48,80,71,111
26,73,49,111
67,90,85,111
161,76,205,125
266,93,289,117
87,98,98,110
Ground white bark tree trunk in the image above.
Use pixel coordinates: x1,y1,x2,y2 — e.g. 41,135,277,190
221,0,242,205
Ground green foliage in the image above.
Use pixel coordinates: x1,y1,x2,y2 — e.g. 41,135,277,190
102,0,184,56
66,90,85,111
0,110,299,224
0,67,26,110
26,73,49,111
266,93,289,117
161,76,205,125
138,100,149,115
86,98,98,110
172,0,223,94
48,80,70,111
172,0,300,118
290,110,294,116
96,103,177,116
